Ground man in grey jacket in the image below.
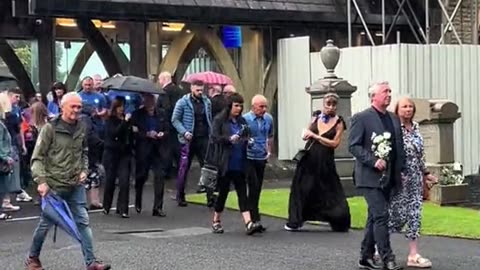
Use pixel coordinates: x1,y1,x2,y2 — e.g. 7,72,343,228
171,80,212,206
348,82,405,270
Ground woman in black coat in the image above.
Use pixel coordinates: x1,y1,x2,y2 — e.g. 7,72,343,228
102,96,134,218
207,93,261,235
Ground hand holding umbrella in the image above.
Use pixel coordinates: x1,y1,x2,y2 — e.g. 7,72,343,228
37,183,50,197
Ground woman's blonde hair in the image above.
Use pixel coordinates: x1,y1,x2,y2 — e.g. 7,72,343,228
0,92,12,119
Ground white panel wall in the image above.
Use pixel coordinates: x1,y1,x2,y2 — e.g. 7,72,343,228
277,37,312,160
282,43,480,174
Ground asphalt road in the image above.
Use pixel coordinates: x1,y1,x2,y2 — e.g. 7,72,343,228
1,179,479,270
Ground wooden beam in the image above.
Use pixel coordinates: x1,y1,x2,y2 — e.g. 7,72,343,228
75,18,123,76
0,39,36,98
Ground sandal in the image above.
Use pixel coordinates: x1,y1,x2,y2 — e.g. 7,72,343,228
407,254,432,268
212,220,224,234
0,213,12,220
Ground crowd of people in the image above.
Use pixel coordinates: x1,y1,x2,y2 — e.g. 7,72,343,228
0,73,438,270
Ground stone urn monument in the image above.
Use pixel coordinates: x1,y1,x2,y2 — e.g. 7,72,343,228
306,40,358,196
320,39,340,78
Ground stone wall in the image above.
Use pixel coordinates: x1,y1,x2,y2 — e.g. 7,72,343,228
444,0,476,44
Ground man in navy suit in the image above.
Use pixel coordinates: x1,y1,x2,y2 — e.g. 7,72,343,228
349,82,405,270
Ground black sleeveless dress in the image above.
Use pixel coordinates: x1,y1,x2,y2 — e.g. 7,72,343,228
286,115,351,232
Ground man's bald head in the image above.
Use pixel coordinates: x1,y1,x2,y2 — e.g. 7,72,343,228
158,71,172,87
223,85,236,96
251,94,268,117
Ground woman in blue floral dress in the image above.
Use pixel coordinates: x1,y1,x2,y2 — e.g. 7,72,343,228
388,97,438,268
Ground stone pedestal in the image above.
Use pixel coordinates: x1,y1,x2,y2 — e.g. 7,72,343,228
306,40,358,196
413,99,467,204
413,99,461,164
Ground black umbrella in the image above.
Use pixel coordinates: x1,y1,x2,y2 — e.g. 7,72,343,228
101,75,162,94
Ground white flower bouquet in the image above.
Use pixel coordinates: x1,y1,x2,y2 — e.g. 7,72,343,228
371,132,392,184
371,132,392,160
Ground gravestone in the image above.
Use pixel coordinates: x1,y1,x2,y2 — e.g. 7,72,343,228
306,40,357,196
413,99,461,175
413,99,468,204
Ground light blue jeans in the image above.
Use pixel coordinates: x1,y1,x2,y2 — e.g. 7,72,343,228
28,185,96,265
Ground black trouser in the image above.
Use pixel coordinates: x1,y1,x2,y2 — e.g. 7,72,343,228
135,147,166,211
214,171,248,213
246,159,267,222
102,150,131,214
359,187,394,262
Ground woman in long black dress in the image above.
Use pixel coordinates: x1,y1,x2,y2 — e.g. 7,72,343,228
285,92,351,232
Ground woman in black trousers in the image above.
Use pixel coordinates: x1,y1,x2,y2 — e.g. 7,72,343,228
102,96,133,218
208,93,261,235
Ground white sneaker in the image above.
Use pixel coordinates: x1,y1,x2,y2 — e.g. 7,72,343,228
2,203,20,211
16,191,33,202
284,224,301,231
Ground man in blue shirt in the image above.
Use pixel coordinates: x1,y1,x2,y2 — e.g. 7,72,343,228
78,76,107,210
243,94,274,232
79,77,108,118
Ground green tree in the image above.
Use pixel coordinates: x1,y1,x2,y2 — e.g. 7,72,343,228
8,40,64,82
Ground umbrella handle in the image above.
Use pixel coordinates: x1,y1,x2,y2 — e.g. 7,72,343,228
53,225,58,243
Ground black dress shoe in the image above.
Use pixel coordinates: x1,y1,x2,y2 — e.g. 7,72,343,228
358,258,382,270
177,200,188,207
135,206,142,214
256,223,267,232
152,210,166,217
121,213,130,218
384,260,402,270
102,209,109,215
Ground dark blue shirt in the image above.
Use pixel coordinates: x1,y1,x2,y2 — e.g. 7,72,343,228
47,101,60,117
228,120,245,172
79,90,107,114
146,114,159,132
5,105,22,150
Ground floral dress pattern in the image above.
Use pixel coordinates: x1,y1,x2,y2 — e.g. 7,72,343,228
388,121,426,240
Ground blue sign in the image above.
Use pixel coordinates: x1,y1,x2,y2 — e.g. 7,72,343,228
222,26,242,48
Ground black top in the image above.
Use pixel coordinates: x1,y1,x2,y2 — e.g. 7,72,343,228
373,107,397,160
104,116,133,154
191,96,209,138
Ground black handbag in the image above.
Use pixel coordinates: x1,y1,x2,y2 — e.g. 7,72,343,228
0,160,12,175
199,164,218,189
198,140,219,189
292,140,314,162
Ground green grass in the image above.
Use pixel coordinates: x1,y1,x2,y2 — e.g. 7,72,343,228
187,188,480,239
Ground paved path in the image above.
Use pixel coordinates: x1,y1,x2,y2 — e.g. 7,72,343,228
1,182,479,270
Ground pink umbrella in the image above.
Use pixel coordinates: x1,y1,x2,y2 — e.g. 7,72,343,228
185,72,233,85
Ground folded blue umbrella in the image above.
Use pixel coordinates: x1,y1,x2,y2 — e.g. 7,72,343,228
41,193,82,244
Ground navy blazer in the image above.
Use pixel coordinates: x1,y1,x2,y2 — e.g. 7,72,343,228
348,107,405,191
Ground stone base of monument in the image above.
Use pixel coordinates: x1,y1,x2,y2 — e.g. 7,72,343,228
465,174,480,204
429,183,469,205
336,158,358,197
